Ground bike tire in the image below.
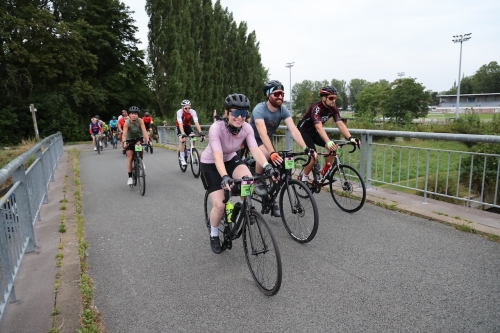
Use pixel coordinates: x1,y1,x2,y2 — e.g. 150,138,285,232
178,151,187,172
190,148,201,178
293,157,317,198
97,139,101,154
329,164,366,213
150,144,153,154
243,209,282,296
279,178,319,243
137,157,146,196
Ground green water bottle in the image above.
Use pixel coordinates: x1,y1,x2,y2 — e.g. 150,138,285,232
225,201,234,223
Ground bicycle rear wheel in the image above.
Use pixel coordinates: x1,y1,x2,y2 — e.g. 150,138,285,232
279,179,319,243
243,209,282,296
96,138,100,154
190,148,201,178
178,151,187,172
329,165,366,212
150,144,153,154
137,156,146,195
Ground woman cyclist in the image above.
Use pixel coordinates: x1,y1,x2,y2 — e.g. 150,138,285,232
122,106,150,186
200,93,278,254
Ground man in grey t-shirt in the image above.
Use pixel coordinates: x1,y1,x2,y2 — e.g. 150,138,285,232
250,80,313,216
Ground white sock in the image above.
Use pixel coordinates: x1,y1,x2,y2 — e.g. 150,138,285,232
210,226,218,237
302,174,309,181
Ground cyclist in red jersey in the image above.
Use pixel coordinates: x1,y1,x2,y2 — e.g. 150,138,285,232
142,111,153,131
176,100,205,166
297,86,360,182
118,110,129,155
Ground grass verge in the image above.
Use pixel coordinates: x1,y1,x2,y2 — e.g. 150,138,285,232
70,148,104,332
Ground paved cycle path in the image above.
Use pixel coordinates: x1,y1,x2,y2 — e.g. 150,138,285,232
80,145,500,332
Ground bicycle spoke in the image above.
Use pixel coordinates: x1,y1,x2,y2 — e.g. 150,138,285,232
329,165,366,213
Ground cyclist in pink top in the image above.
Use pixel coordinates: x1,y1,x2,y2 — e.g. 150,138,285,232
200,93,278,254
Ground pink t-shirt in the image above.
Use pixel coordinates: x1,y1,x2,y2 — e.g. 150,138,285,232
200,121,258,163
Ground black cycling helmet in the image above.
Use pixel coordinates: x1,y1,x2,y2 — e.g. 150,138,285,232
224,93,250,110
319,86,338,96
263,80,284,97
95,115,100,119
128,106,140,114
144,111,150,116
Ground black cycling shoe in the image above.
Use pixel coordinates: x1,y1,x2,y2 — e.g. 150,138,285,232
210,236,222,254
253,181,268,196
271,203,281,217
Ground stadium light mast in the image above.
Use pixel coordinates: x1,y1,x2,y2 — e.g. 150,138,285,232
452,33,472,119
397,72,405,79
285,62,295,113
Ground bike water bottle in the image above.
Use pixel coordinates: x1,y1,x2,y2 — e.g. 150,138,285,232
320,162,332,176
231,202,242,223
225,201,234,222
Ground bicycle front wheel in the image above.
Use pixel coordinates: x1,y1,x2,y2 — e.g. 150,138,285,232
137,157,146,195
96,138,100,154
243,209,282,296
329,165,366,213
190,148,201,178
178,151,187,172
279,179,319,243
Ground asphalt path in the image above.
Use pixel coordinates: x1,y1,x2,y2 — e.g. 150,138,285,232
80,144,500,332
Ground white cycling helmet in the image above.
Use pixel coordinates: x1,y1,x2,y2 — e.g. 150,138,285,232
181,99,191,106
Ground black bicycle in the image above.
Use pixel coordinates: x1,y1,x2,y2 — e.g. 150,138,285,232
94,134,102,154
127,139,146,196
250,150,319,243
294,141,366,213
204,175,282,296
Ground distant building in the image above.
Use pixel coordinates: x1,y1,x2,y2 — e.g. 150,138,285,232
436,93,500,114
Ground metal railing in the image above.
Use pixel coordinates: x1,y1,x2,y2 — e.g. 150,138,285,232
0,133,64,321
157,124,500,209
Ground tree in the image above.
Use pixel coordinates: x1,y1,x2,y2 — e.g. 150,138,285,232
354,80,390,119
331,79,348,110
472,61,500,93
348,78,369,110
382,78,431,123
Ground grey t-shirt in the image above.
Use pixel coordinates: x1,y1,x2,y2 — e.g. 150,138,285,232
250,102,291,143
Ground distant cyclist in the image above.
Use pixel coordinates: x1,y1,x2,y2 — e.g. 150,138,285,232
176,100,205,166
142,111,154,131
118,111,129,155
109,116,118,134
89,117,102,151
297,85,360,182
200,93,278,254
122,106,150,186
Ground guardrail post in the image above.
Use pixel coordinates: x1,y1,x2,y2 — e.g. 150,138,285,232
285,127,293,151
365,134,373,189
359,134,366,182
35,148,49,204
12,166,36,252
422,149,430,204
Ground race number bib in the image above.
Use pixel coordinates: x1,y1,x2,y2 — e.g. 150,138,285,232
135,145,143,152
241,180,254,196
285,157,294,170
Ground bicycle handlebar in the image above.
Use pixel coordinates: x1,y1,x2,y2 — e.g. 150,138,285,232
222,174,270,203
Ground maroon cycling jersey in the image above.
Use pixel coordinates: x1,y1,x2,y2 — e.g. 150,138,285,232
297,101,342,132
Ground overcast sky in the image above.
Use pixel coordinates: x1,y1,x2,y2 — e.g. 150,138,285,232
122,0,499,94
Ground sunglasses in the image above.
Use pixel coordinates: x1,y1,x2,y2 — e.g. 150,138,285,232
183,107,191,110
230,110,248,118
327,95,337,101
271,91,284,98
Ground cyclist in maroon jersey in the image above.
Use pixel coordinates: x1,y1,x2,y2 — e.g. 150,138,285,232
297,86,360,182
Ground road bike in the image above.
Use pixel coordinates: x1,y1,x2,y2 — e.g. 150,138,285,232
178,134,204,178
294,141,366,213
94,134,103,154
250,150,319,243
127,139,146,196
110,131,118,149
204,175,282,296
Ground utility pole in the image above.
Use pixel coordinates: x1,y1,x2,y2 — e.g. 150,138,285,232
30,104,40,141
285,62,295,113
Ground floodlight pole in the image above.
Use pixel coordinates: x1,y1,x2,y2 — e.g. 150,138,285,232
452,33,472,119
285,62,295,113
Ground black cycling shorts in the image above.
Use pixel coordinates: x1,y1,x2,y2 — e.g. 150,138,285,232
176,125,193,137
200,155,247,195
124,138,144,152
299,130,327,149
